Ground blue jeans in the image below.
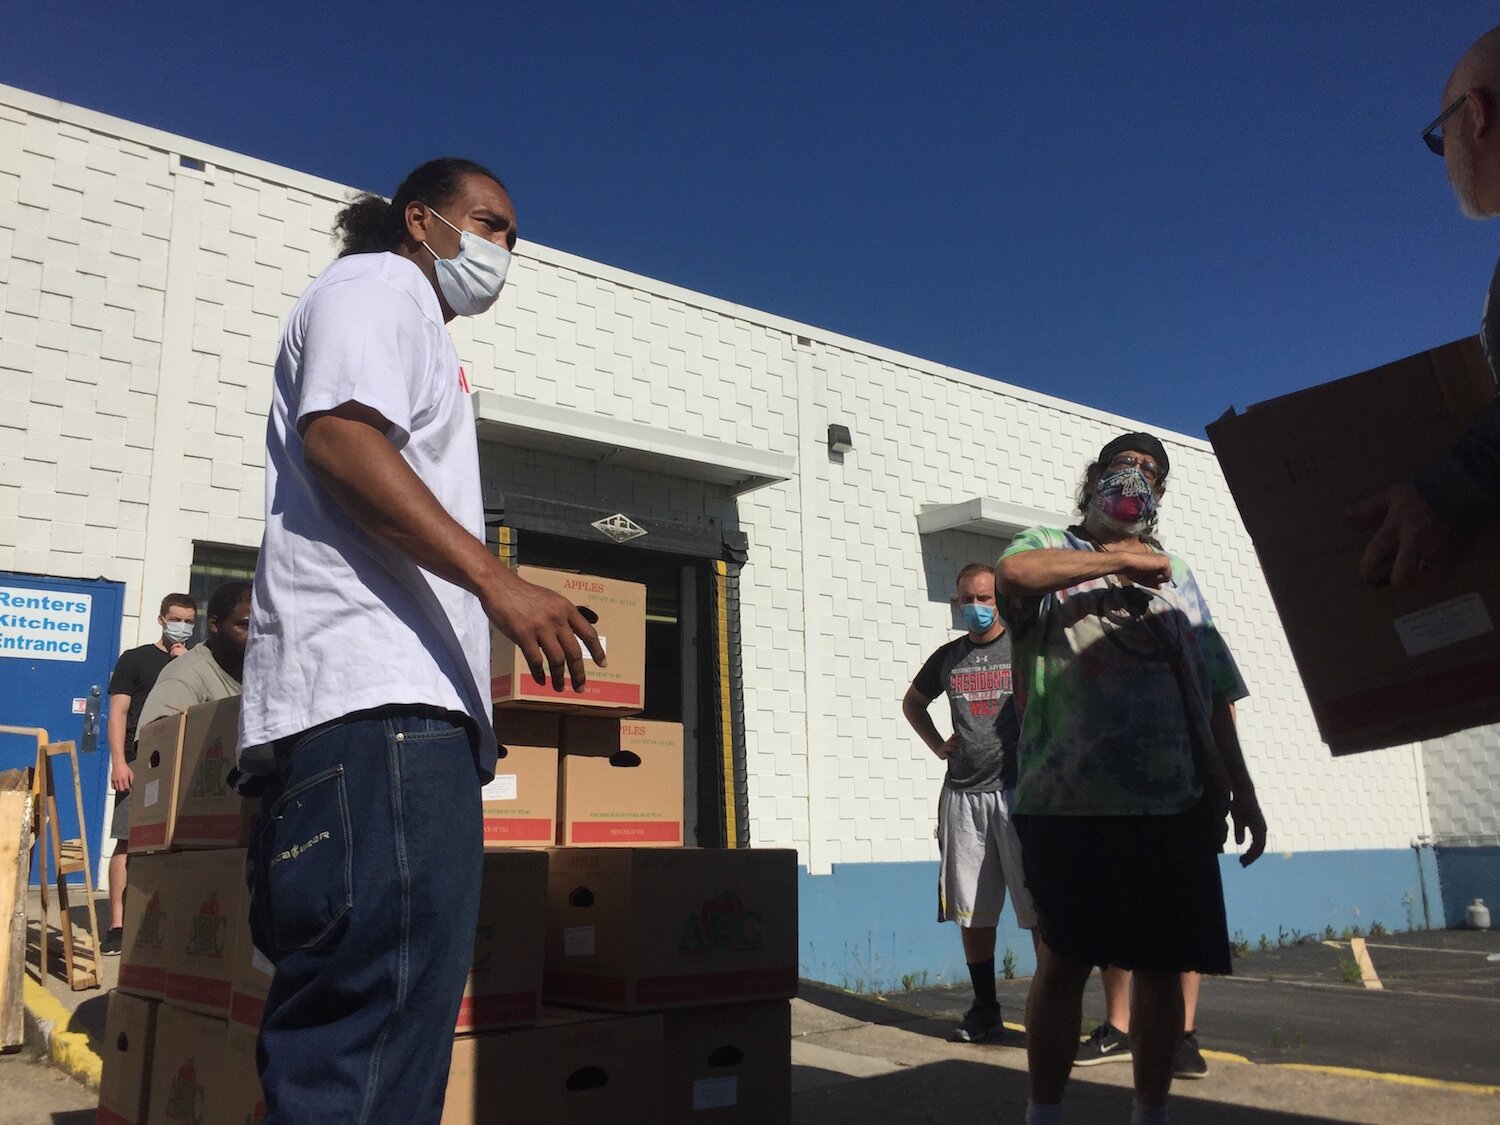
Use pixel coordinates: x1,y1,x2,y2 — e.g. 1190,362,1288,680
246,709,483,1125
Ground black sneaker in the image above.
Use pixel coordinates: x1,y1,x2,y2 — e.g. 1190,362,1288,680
952,1002,1002,1043
100,927,123,956
1074,1021,1131,1065
1174,1030,1208,1079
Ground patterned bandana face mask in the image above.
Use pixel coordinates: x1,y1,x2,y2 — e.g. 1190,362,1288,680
1089,466,1158,535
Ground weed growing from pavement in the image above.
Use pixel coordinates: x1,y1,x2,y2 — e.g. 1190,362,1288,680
900,970,929,992
1338,954,1363,984
1258,933,1271,952
1231,930,1250,958
1002,948,1017,979
1270,1027,1308,1050
1369,921,1387,937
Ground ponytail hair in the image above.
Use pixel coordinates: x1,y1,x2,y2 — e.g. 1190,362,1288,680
334,157,509,257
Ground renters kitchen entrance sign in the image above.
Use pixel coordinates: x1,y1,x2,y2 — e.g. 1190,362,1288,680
0,585,93,661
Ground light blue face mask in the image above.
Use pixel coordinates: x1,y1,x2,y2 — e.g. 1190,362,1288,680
423,207,511,316
959,603,997,633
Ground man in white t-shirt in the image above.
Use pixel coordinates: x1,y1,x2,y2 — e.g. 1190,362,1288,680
240,157,605,1125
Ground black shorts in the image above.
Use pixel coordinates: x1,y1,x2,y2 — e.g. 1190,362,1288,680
110,789,130,841
1014,796,1232,975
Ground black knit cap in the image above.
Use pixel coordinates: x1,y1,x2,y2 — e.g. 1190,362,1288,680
1095,432,1169,478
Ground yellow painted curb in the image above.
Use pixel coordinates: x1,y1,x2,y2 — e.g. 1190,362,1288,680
22,977,103,1089
1202,1048,1253,1066
1273,1062,1500,1098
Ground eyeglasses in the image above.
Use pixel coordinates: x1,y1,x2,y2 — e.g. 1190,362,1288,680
1107,454,1161,483
1422,94,1466,156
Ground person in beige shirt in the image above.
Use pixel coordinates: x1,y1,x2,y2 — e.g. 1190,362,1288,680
136,580,251,732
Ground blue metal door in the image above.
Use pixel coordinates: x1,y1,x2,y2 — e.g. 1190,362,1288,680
0,572,125,884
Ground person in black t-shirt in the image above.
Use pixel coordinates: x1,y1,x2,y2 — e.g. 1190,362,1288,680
903,562,1037,1044
100,591,197,954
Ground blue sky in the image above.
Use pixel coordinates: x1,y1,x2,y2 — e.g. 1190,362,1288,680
2,2,1494,437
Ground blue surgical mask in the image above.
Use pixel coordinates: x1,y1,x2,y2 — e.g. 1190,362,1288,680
163,621,194,645
423,207,511,316
959,603,997,633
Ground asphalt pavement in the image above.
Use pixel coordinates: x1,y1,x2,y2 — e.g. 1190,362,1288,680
886,928,1500,1087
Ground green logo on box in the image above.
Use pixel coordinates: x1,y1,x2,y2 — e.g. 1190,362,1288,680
678,890,762,955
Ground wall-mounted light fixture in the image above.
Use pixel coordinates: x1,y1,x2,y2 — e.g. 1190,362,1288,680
827,423,854,455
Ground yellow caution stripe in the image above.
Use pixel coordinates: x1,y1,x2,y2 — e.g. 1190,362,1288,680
713,560,737,847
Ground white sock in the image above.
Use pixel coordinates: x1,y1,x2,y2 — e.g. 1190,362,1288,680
1026,1103,1062,1125
1130,1102,1169,1125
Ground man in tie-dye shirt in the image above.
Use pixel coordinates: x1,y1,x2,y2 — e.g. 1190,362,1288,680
995,432,1266,1125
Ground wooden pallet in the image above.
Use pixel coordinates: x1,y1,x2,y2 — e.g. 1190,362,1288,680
0,726,100,991
0,768,34,1049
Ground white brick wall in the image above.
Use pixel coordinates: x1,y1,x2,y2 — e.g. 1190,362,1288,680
1423,724,1500,843
0,83,1440,872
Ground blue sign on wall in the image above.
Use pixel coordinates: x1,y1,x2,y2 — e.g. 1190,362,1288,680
0,571,125,884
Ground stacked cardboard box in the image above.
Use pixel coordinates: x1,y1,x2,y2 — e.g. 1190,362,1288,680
108,698,558,1122
106,561,795,1123
479,565,795,1122
487,566,684,850
130,697,255,854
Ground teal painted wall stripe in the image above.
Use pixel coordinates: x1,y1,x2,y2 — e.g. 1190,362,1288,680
796,846,1462,992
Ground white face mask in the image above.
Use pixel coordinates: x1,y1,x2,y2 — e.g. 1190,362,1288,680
162,621,194,645
422,207,511,316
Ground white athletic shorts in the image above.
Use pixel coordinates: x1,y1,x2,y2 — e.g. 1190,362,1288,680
937,785,1036,929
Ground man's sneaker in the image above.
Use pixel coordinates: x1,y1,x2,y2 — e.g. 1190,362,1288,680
100,927,123,956
1174,1030,1208,1079
1074,1021,1131,1065
952,1003,1003,1043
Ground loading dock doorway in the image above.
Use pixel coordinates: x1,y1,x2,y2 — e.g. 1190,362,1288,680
498,527,747,848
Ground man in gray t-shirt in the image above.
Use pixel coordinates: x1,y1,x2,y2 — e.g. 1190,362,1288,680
904,562,1037,1043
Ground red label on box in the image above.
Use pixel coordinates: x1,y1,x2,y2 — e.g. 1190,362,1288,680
493,674,642,706
174,811,252,843
230,990,265,1031
1320,655,1500,733
483,818,553,842
455,989,538,1031
130,821,167,848
166,971,232,1012
119,963,166,994
569,820,682,844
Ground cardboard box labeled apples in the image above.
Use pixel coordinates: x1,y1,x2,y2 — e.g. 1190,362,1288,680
97,992,158,1125
491,567,645,713
457,849,547,1034
130,695,255,852
662,1001,792,1124
1207,336,1500,754
146,1005,226,1125
558,719,683,846
163,848,246,1018
220,1018,269,1124
228,878,273,1036
118,852,177,1001
443,1010,664,1125
484,710,560,847
543,847,797,1010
